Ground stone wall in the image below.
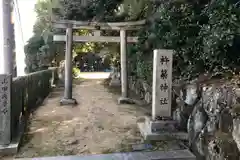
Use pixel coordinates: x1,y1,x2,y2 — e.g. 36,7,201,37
11,68,58,140
127,75,240,159
128,76,152,104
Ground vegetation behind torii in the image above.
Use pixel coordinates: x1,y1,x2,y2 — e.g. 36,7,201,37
24,0,240,83
129,0,240,83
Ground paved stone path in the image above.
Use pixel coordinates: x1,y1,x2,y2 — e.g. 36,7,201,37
17,149,195,160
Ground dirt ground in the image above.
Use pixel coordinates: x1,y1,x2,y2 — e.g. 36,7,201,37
15,79,150,158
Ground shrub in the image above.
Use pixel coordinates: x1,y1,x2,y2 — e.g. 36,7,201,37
129,0,240,83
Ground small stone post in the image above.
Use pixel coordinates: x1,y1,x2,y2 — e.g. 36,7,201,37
60,25,77,105
152,49,173,120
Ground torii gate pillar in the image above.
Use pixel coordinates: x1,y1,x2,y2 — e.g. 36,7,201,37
118,29,133,104
60,25,77,106
120,30,128,96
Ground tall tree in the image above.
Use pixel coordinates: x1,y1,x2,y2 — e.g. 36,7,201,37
25,0,64,72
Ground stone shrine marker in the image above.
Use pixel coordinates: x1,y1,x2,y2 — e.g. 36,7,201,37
138,49,191,148
152,49,173,119
0,74,11,145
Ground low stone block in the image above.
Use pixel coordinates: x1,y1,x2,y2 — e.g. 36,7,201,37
138,122,188,141
0,117,25,156
144,116,178,132
60,98,78,106
118,97,135,105
0,142,18,156
137,119,188,141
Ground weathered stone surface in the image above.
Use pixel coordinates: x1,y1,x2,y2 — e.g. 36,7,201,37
118,97,135,105
144,92,151,104
0,74,11,145
173,83,201,131
57,61,65,87
186,84,240,159
109,71,121,87
207,132,240,160
16,150,196,160
60,98,78,106
152,49,173,119
138,117,188,141
232,118,240,151
129,74,240,159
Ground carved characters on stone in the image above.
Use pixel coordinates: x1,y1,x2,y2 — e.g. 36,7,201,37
160,83,168,92
152,50,173,118
0,76,9,115
0,74,11,145
160,97,168,105
160,69,168,80
160,55,170,65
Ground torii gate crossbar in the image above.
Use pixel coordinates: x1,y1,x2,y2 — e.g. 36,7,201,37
53,20,146,105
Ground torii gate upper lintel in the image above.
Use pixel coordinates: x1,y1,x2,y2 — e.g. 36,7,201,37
53,20,146,105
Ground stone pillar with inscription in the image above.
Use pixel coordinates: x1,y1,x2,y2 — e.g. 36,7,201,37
152,49,172,120
137,49,188,141
0,75,11,145
0,0,13,147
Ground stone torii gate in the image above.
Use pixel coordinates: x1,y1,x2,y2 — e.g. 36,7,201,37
52,20,146,105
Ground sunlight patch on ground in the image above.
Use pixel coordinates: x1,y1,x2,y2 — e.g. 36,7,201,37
75,72,111,79
28,127,48,134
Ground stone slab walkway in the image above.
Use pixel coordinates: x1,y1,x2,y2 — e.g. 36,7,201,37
16,150,195,160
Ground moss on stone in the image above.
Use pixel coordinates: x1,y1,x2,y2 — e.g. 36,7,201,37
232,104,240,114
213,131,240,159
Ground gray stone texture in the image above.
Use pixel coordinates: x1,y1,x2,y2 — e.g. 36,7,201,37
127,75,240,159
151,49,173,119
0,74,11,145
138,119,188,141
60,98,77,106
16,150,195,160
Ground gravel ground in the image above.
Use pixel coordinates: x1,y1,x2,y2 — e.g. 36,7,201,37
16,79,148,158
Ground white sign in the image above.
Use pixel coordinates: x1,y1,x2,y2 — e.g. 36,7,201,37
152,49,173,120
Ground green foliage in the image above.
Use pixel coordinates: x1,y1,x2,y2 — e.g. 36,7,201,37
25,0,64,73
200,0,240,72
26,0,240,82
60,0,127,69
123,0,153,20
25,35,45,55
72,67,81,78
73,30,102,56
61,0,124,21
129,0,240,83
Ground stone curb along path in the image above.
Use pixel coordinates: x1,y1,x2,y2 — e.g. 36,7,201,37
15,150,195,160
